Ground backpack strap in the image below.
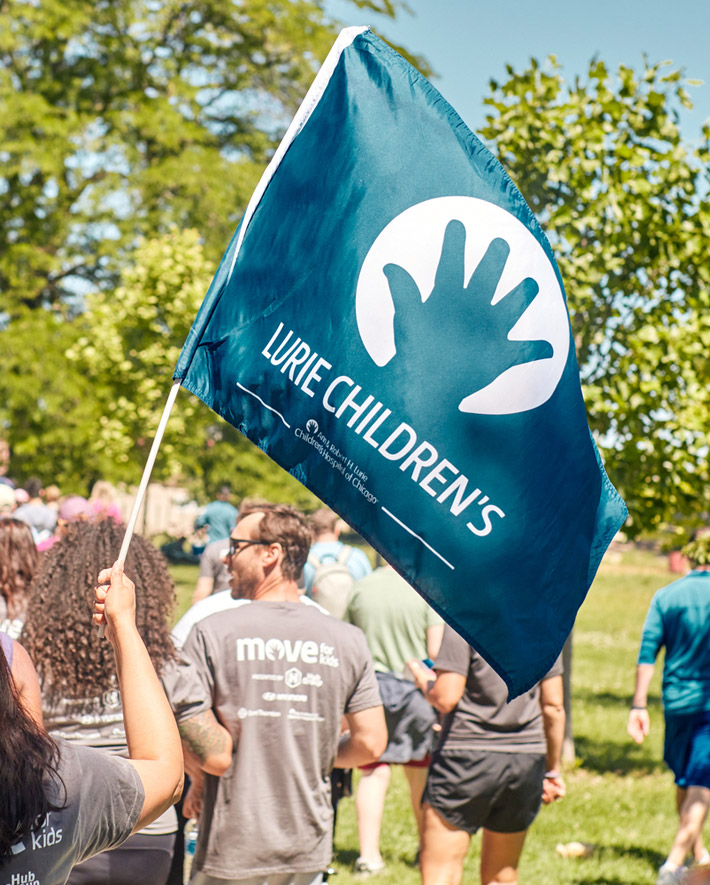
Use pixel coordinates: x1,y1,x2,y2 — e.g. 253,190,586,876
336,546,350,566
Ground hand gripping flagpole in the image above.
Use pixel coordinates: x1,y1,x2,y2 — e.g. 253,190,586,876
97,381,181,638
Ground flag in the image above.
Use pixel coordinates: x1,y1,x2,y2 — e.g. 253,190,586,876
174,26,627,697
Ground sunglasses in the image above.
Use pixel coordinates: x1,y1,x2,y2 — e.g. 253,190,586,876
227,538,274,557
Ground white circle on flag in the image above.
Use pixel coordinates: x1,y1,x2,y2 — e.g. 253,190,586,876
355,196,570,415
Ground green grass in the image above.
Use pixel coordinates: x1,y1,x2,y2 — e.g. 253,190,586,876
169,563,200,622
168,550,682,884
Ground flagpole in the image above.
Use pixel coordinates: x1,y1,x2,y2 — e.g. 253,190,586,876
98,380,181,638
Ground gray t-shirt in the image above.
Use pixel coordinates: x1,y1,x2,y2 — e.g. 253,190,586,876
14,501,57,536
42,681,176,835
0,742,143,884
434,624,563,754
164,600,381,880
198,539,231,594
44,683,126,754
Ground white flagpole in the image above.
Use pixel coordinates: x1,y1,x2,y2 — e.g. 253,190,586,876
98,380,181,637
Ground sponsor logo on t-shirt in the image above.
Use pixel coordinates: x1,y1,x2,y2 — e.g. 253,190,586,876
236,707,282,719
287,709,325,722
102,688,121,708
285,667,302,688
236,638,339,667
262,691,307,702
4,871,40,883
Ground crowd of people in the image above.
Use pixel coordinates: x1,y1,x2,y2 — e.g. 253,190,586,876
1,453,709,885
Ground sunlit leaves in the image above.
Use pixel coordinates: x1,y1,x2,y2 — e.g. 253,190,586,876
481,58,710,535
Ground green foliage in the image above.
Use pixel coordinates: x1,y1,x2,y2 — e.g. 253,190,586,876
65,228,319,505
681,533,710,566
0,0,410,311
480,58,710,535
0,306,103,493
0,0,416,505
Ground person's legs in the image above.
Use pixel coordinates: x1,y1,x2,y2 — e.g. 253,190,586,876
420,802,471,885
355,763,391,867
676,786,708,864
479,829,528,885
403,763,430,842
661,713,710,877
666,787,710,868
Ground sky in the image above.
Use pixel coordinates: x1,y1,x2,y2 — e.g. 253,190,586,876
326,0,709,142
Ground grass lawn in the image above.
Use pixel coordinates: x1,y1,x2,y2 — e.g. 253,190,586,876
169,547,682,884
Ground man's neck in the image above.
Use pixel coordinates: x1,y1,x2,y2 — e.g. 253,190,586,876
316,532,339,544
252,574,301,602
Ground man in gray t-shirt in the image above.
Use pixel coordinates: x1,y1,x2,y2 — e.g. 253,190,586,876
409,625,565,885
164,504,386,885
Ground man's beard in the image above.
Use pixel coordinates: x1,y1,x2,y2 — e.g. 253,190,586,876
229,563,259,599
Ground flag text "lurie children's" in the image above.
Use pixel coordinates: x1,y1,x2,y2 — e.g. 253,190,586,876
261,322,505,538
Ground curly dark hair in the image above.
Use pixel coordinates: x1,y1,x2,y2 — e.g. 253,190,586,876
0,518,39,621
0,643,65,860
22,520,176,699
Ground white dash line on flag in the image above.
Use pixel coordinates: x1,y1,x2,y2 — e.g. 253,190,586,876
236,382,291,429
381,507,455,570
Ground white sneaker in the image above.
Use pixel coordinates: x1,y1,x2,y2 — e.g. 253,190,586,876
656,864,688,885
354,857,386,877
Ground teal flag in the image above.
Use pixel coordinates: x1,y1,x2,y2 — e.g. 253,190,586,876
175,26,627,697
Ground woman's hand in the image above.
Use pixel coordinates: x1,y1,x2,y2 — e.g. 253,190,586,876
93,561,136,641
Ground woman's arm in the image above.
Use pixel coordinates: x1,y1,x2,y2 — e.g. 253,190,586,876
407,659,466,714
94,562,184,832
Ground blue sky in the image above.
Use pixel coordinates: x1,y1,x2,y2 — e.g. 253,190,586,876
326,0,709,141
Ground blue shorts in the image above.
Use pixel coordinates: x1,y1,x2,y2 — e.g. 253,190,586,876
664,711,710,788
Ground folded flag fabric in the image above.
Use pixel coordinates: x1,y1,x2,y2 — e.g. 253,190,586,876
174,26,627,697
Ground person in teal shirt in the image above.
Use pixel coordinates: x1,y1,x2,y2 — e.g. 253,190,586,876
194,486,239,544
628,532,710,885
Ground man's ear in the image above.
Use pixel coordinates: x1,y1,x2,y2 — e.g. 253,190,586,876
262,542,282,569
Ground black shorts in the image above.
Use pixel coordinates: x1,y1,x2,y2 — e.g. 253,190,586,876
375,671,437,764
423,748,545,835
67,832,175,885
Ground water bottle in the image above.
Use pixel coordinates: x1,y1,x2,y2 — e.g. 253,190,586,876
185,823,199,857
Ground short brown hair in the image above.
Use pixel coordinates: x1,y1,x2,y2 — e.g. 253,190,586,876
309,507,339,537
252,504,313,581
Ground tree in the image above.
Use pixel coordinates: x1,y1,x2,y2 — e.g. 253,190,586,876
0,0,422,311
0,0,424,502
481,58,710,536
0,305,104,490
67,228,318,506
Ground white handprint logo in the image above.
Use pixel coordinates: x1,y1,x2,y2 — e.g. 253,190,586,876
355,197,570,415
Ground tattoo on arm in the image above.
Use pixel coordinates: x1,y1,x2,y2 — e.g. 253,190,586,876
179,711,230,763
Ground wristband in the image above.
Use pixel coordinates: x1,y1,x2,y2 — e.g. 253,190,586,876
544,770,561,779
630,705,646,710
